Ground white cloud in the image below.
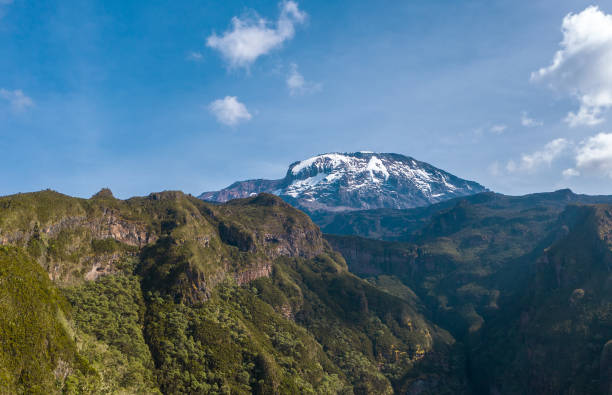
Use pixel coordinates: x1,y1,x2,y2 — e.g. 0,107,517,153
521,112,543,127
0,89,34,112
207,1,306,68
569,132,612,177
187,51,204,61
489,124,507,134
506,132,612,178
507,138,570,172
562,168,580,177
564,106,604,127
286,63,321,95
209,96,252,126
532,6,612,127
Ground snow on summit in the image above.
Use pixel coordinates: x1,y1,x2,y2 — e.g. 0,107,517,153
289,153,354,176
200,152,488,212
365,156,389,181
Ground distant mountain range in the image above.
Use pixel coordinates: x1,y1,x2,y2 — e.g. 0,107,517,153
200,152,488,212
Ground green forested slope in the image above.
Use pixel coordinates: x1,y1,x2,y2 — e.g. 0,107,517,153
327,197,612,394
0,190,467,394
0,246,90,394
7,187,607,394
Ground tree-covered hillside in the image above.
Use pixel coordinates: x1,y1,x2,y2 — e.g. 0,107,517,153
0,190,467,394
327,194,612,394
2,187,610,394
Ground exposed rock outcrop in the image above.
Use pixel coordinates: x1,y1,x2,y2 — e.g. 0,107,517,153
1,211,156,248
234,262,273,286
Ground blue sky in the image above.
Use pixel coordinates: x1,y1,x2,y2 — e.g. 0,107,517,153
2,0,612,198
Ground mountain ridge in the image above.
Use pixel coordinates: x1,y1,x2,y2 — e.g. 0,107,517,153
315,188,612,241
200,152,488,213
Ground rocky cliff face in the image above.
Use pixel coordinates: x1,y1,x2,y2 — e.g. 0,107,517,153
0,192,159,285
0,211,156,248
0,190,325,290
200,152,487,213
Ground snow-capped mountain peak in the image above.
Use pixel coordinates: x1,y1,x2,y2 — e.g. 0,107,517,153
200,152,487,212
